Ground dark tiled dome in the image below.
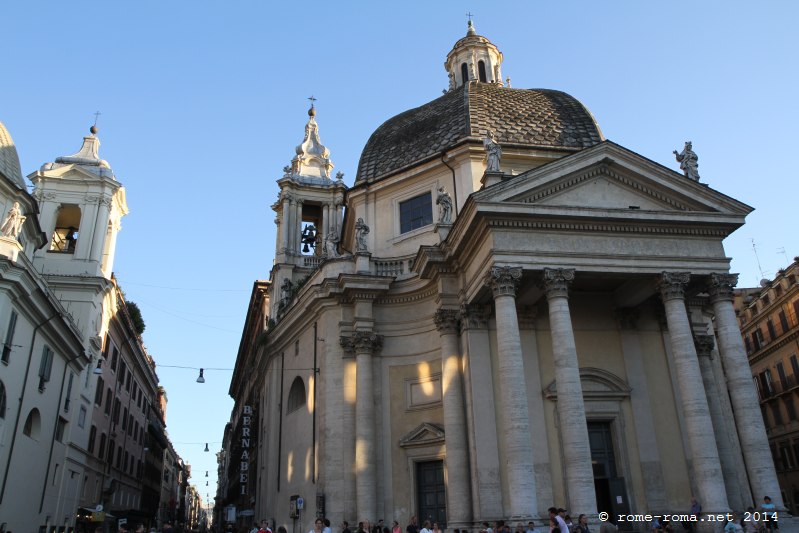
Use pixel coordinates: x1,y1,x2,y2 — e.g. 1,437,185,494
356,82,603,183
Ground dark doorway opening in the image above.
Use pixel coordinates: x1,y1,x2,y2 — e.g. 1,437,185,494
588,421,631,530
417,460,446,527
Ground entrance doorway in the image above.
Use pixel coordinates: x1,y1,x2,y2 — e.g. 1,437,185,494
416,460,447,527
588,422,630,529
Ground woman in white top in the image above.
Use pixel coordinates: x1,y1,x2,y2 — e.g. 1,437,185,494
420,521,433,533
310,519,324,533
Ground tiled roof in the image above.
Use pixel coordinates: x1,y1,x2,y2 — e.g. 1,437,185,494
356,82,603,183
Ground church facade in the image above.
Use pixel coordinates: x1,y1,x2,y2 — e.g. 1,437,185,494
224,22,780,530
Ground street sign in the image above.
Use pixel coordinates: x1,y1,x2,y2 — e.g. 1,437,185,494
297,497,304,509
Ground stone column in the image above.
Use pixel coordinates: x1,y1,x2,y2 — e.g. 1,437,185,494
89,197,111,262
695,334,747,511
353,331,382,522
339,335,358,520
434,309,472,526
709,273,783,509
322,203,330,243
542,268,597,515
484,266,537,519
659,272,729,512
293,199,304,255
281,194,291,254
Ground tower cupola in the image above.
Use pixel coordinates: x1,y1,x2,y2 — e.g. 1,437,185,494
445,20,504,90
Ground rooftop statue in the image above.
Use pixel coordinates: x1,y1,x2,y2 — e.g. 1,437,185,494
355,217,370,253
0,202,25,239
673,141,700,182
436,187,453,224
484,130,502,172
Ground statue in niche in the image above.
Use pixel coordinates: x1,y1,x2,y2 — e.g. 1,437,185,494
1,202,25,238
484,130,502,172
673,141,700,182
436,187,453,224
355,217,370,253
300,224,317,253
279,278,293,308
325,229,340,258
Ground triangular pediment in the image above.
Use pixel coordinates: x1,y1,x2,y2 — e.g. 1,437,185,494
473,141,753,217
398,422,445,448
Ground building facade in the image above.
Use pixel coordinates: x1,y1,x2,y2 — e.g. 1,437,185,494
736,260,799,513
226,23,782,532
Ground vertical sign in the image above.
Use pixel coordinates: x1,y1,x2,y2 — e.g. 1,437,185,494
240,405,252,495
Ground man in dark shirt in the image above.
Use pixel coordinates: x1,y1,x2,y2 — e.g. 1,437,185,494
407,516,419,533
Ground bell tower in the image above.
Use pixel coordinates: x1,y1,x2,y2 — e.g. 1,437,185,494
29,125,129,352
445,20,504,90
270,103,347,319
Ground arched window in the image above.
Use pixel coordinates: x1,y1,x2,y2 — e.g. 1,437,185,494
460,63,469,85
286,376,306,413
49,204,81,253
478,60,487,82
23,408,41,439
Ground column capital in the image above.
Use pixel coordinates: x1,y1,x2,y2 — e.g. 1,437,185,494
339,335,355,358
708,273,739,303
459,304,490,331
542,268,575,299
434,308,461,334
659,271,690,301
485,266,522,298
351,331,383,354
694,334,716,358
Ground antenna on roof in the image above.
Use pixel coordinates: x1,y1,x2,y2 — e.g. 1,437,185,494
777,247,789,265
752,239,766,281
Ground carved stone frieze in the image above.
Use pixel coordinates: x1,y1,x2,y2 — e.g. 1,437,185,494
433,308,460,335
694,334,716,358
658,271,690,301
485,266,522,298
708,273,739,303
542,268,575,299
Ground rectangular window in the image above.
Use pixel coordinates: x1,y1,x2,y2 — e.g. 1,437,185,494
772,402,784,426
786,397,798,422
64,373,74,412
95,377,104,406
399,192,433,234
55,417,67,442
122,407,128,431
78,405,87,428
128,414,134,435
99,433,107,459
88,425,97,454
768,319,778,341
2,311,18,364
781,443,794,469
745,336,752,354
116,445,122,469
753,328,765,350
125,369,131,391
110,347,118,372
777,362,788,390
118,361,126,385
791,355,799,378
780,310,790,334
113,398,121,424
104,389,112,415
38,346,54,391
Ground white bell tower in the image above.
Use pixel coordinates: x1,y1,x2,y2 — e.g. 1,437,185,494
29,125,129,351
270,103,347,319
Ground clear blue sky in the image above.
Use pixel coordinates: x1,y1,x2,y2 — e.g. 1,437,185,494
4,1,797,506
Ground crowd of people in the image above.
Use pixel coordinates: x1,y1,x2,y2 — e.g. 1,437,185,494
231,496,782,533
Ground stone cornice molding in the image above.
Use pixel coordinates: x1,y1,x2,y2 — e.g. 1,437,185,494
694,334,716,358
485,218,730,238
459,304,490,331
708,273,738,303
659,271,690,301
375,286,437,305
434,309,460,335
485,265,522,298
542,268,575,299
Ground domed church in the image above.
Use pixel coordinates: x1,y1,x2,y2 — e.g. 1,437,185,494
224,21,779,529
